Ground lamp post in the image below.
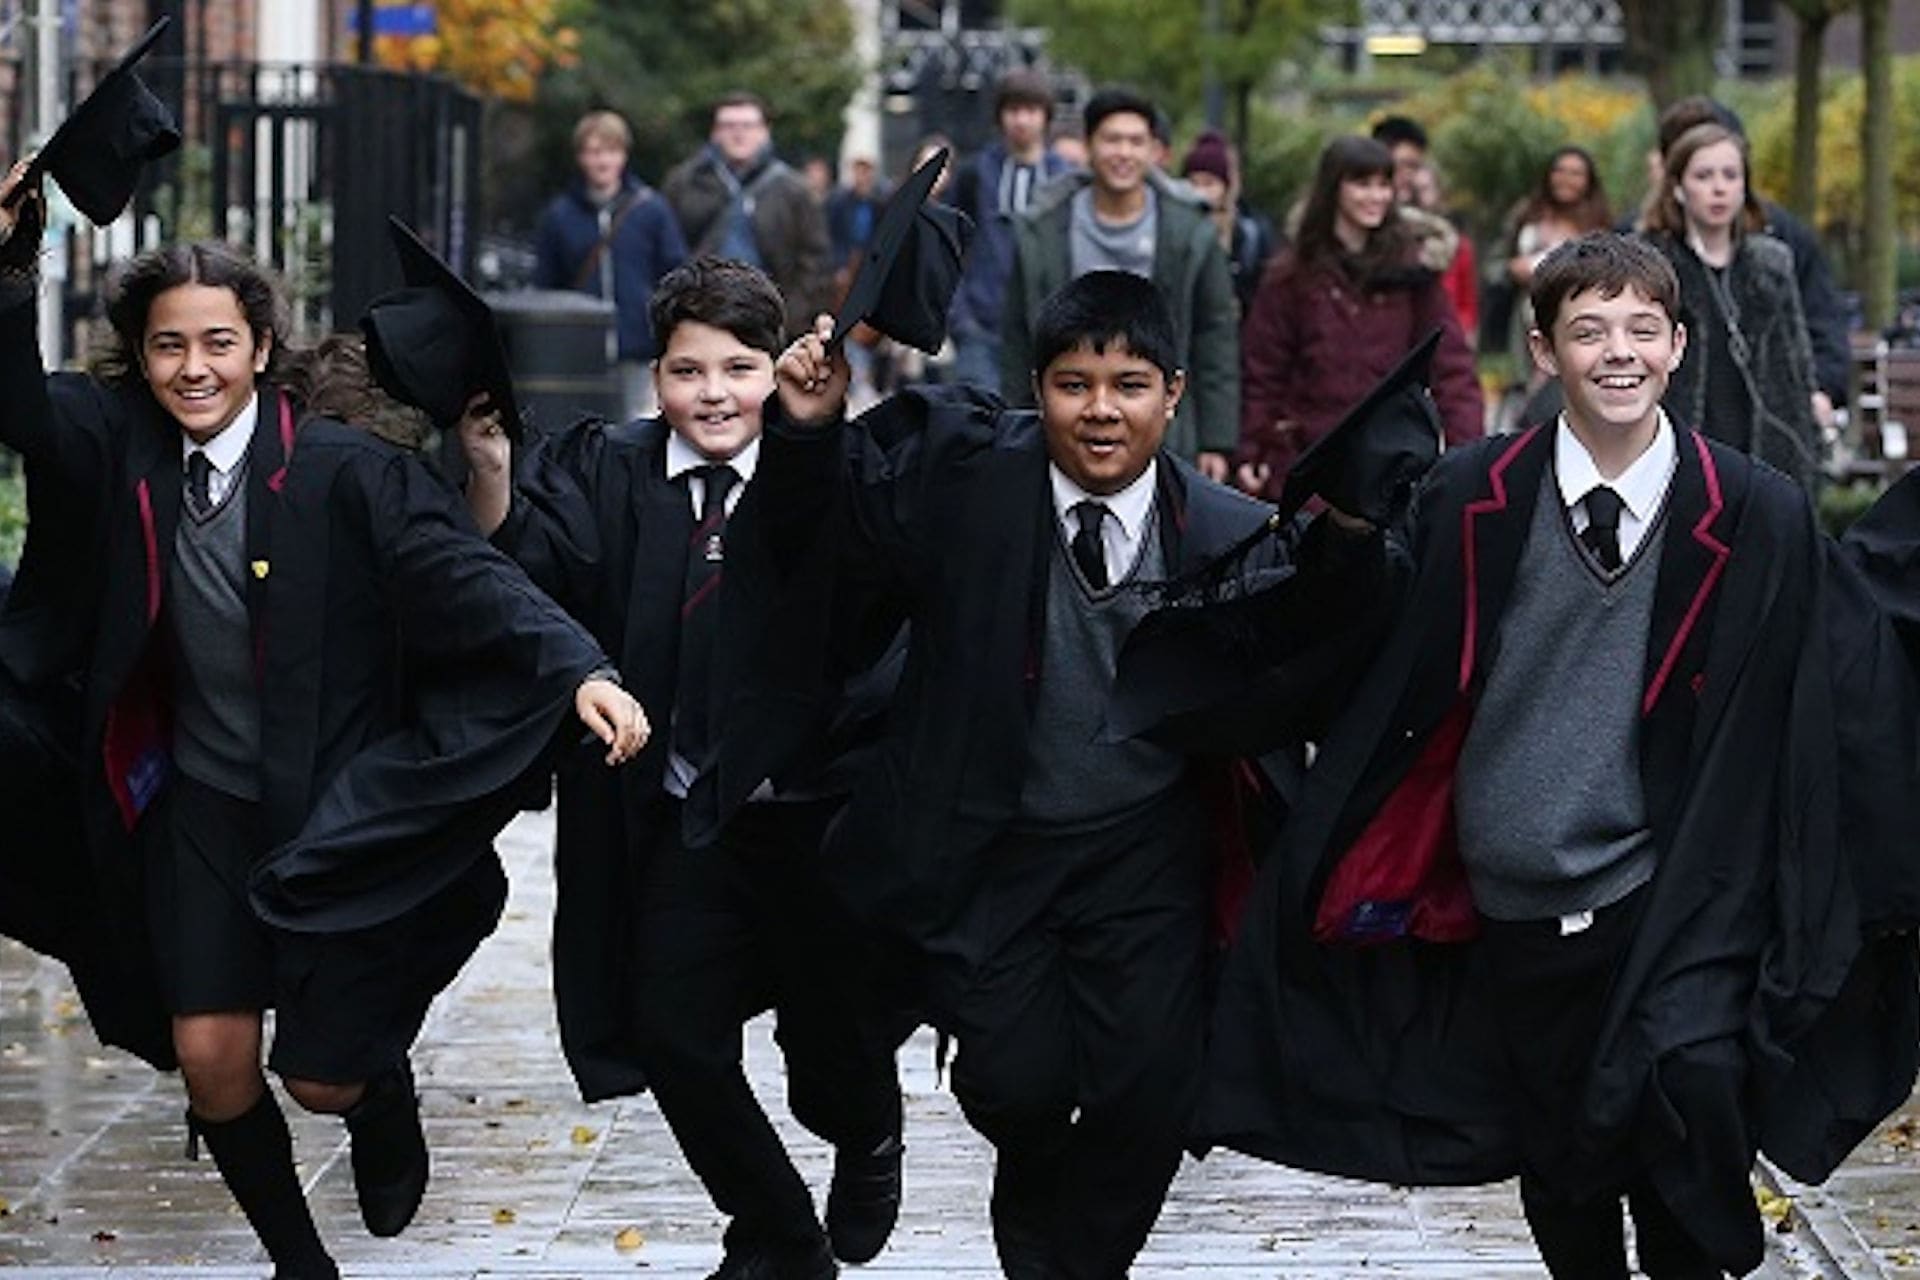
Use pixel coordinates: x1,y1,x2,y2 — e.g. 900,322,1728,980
29,0,61,364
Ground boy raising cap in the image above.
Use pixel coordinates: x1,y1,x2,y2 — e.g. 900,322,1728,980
462,257,906,1280
765,270,1393,1278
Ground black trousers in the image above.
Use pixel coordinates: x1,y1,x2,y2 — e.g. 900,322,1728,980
1482,888,1722,1280
926,791,1209,1280
630,798,904,1254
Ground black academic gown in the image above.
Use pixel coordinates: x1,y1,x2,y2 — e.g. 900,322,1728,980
752,383,1390,950
1201,423,1920,1275
0,438,118,1040
0,292,610,1071
493,415,876,1102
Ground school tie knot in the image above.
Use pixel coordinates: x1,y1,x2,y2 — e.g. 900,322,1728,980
1071,500,1110,590
186,450,213,516
1580,485,1625,573
692,463,738,530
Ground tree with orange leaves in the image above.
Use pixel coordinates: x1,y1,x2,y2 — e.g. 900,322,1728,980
372,0,579,103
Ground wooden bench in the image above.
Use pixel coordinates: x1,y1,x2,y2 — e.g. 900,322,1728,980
1851,339,1920,473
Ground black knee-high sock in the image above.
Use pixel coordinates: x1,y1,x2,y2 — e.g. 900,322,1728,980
190,1090,338,1277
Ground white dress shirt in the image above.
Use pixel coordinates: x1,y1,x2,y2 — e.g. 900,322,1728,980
1554,410,1677,567
180,392,260,510
665,430,760,519
1048,458,1159,585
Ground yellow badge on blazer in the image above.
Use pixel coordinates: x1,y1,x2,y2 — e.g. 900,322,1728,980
251,560,270,580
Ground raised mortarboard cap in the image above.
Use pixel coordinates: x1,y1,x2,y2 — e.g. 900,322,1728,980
1276,327,1444,524
360,216,524,442
10,17,181,226
831,147,973,355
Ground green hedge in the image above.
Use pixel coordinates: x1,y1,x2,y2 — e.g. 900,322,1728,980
0,468,21,570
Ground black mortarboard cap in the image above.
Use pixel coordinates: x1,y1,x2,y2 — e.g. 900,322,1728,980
360,217,523,441
1276,328,1445,525
831,147,973,354
12,18,180,225
1102,338,1445,749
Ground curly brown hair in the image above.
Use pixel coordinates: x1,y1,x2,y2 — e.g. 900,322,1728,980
92,241,296,389
282,333,431,449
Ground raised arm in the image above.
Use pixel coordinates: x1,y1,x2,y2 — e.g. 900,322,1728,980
458,396,605,619
0,163,113,494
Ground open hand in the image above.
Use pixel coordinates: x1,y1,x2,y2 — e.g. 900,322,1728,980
775,313,851,427
575,677,649,766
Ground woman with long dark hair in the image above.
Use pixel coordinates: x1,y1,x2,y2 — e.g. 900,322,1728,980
1505,147,1612,391
1639,122,1821,489
0,160,646,1277
1236,135,1481,498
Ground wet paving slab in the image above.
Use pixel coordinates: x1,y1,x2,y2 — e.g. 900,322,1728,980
0,809,1859,1276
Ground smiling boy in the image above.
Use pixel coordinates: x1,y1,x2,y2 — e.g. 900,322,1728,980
464,258,906,1280
766,269,1387,1278
1204,232,1920,1280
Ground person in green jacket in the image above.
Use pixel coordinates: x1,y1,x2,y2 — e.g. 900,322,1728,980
1000,86,1241,481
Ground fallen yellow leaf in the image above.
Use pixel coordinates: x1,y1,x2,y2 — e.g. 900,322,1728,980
571,1125,598,1146
614,1225,644,1252
1754,1186,1792,1227
492,1207,517,1225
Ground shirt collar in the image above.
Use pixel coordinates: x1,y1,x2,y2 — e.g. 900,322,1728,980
182,391,259,475
1049,458,1158,540
665,428,761,485
1553,410,1676,525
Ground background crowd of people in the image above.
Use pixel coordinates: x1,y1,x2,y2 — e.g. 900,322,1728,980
527,71,1856,508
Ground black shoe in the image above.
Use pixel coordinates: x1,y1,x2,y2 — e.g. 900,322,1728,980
271,1263,341,1280
826,1133,902,1264
708,1236,839,1279
342,1060,429,1238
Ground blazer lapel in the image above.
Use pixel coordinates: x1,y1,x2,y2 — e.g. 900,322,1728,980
1640,430,1732,717
1637,430,1737,841
1154,453,1193,572
129,394,183,613
1456,425,1550,694
98,391,180,688
245,389,296,666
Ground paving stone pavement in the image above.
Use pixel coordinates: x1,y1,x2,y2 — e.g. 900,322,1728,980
0,809,1875,1278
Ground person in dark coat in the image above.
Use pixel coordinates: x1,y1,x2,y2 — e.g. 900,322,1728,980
1201,233,1920,1279
1639,122,1822,493
1001,87,1241,475
663,92,834,340
0,166,648,1278
1643,96,1850,428
1237,136,1481,502
768,270,1393,1279
825,156,886,285
946,68,1072,390
532,110,689,422
1178,129,1276,317
460,257,906,1280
